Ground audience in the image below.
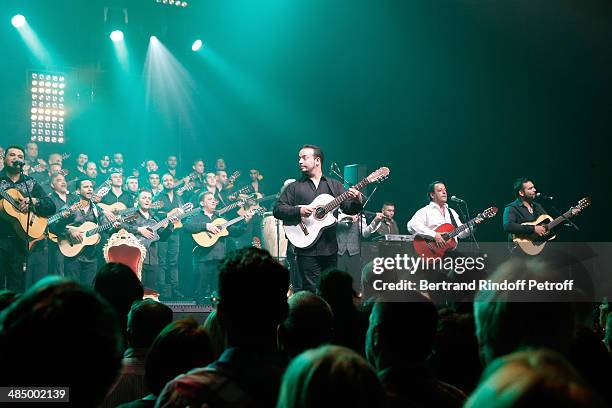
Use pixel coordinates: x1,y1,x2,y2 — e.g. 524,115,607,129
317,269,368,355
94,262,145,343
276,345,386,408
155,247,290,407
103,299,174,407
0,277,123,407
0,290,19,311
277,291,333,359
202,309,227,360
366,293,466,407
465,349,605,407
119,318,214,408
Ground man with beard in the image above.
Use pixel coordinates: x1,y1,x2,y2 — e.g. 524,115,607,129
0,146,55,292
273,145,362,292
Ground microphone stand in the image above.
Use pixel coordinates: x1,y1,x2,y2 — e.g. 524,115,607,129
455,199,480,254
550,204,580,231
18,165,34,277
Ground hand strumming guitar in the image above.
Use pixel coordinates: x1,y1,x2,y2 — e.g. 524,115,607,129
434,233,446,248
534,225,548,236
138,227,156,240
206,223,221,234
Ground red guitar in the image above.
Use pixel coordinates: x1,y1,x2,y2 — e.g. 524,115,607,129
412,207,497,259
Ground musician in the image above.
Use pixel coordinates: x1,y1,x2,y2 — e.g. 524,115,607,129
125,175,139,203
84,161,99,187
24,142,47,175
407,181,476,247
273,145,362,292
365,202,400,240
98,155,111,177
0,146,55,292
51,179,108,286
205,172,226,206
99,172,133,216
249,168,264,195
188,158,206,198
145,159,159,174
183,191,249,303
33,161,64,194
124,189,170,291
502,178,548,241
215,158,226,172
73,153,89,176
154,174,185,299
47,172,72,277
112,152,125,175
148,172,163,195
165,155,182,185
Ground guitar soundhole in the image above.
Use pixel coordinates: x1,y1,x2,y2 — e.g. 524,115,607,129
314,207,326,220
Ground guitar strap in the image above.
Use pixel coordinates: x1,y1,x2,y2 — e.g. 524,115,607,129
447,207,459,228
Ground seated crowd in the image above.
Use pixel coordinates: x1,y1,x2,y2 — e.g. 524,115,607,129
0,249,610,407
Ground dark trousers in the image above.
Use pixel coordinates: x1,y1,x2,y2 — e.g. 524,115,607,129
26,239,49,289
48,241,64,277
193,260,220,302
0,237,27,293
142,264,158,291
337,251,362,292
157,233,180,297
296,254,337,293
64,258,98,286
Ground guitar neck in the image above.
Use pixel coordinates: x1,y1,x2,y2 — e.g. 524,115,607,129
446,215,479,239
218,201,242,215
0,189,20,209
322,178,369,214
220,215,246,229
546,208,575,231
86,221,115,237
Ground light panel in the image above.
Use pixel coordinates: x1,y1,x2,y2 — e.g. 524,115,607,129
29,72,66,144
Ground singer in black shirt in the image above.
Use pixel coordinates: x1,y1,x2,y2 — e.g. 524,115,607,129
502,178,548,241
273,145,362,292
0,146,55,292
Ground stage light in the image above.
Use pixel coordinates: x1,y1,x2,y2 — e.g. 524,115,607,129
150,35,159,43
191,39,202,52
11,14,26,28
29,71,66,144
110,30,124,42
155,0,189,7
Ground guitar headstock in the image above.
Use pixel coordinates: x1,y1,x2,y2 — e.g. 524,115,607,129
181,202,194,212
480,207,498,219
119,213,139,223
229,170,240,182
250,207,266,217
571,197,591,215
366,167,390,184
151,201,164,210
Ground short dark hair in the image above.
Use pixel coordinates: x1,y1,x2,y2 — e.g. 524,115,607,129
382,202,395,208
301,144,324,165
138,188,153,197
513,177,533,197
76,178,93,190
127,299,173,349
0,278,123,407
145,318,213,396
217,248,289,337
4,145,25,157
193,158,204,166
427,180,444,201
198,191,214,203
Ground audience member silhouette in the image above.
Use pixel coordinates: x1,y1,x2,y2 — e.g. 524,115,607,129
94,262,145,343
276,345,386,408
104,299,174,407
202,309,227,360
0,289,19,311
278,291,333,359
0,277,123,407
366,293,466,407
317,269,368,355
119,318,213,408
465,349,605,407
156,247,289,408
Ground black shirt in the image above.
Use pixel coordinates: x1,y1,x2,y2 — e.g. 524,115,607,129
273,175,362,256
0,169,56,238
100,189,134,209
502,198,547,239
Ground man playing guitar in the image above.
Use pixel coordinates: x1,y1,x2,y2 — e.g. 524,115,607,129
503,178,548,243
0,146,55,292
273,145,362,293
407,181,479,249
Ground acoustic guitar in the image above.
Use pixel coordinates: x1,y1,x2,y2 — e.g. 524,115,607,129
512,197,591,255
27,200,85,250
412,207,498,259
283,167,390,248
0,188,48,239
58,213,137,257
192,208,264,248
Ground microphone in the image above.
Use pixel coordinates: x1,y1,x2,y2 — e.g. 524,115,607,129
536,193,554,200
450,195,465,203
13,160,25,168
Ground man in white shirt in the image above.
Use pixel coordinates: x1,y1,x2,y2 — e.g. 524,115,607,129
407,181,476,247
